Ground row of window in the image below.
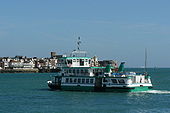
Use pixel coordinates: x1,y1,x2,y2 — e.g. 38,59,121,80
64,69,89,74
71,59,90,62
63,77,125,84
63,69,105,74
104,78,125,84
66,59,91,65
64,78,94,84
58,59,90,65
93,69,104,73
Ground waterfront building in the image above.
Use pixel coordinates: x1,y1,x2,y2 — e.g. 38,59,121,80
23,61,34,69
9,60,23,69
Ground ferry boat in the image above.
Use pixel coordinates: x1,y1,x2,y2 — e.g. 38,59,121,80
47,38,153,92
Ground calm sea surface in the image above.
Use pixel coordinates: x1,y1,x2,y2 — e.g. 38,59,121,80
0,68,170,113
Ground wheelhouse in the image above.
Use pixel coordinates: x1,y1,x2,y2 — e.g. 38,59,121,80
57,57,91,67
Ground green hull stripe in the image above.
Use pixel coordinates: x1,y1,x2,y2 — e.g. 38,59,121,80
61,86,151,92
131,86,150,92
105,86,150,92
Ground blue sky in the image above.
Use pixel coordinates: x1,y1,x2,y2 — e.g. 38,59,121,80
0,0,170,67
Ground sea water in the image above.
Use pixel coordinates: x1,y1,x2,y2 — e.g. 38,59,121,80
0,68,170,113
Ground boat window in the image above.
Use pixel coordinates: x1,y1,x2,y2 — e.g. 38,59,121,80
69,69,72,73
70,78,72,83
66,69,69,73
99,72,102,75
74,69,77,74
85,59,88,62
89,60,91,64
118,79,125,84
81,69,84,73
103,78,107,82
85,69,88,73
86,79,89,83
80,59,84,66
77,59,80,62
95,73,99,76
82,78,85,83
74,78,77,83
78,78,81,83
73,69,75,73
90,79,94,84
54,78,58,82
73,59,76,62
64,69,66,73
111,79,117,84
66,78,69,83
77,69,79,74
67,60,72,64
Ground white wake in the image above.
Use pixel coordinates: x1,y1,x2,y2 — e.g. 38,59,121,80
141,90,170,94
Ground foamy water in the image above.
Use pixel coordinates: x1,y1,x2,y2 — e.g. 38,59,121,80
141,90,170,94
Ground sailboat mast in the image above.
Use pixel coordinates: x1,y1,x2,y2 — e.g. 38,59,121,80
144,48,147,73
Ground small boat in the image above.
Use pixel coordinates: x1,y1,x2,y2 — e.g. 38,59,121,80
47,38,153,92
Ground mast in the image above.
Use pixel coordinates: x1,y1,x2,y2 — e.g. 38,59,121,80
71,37,87,57
144,48,147,74
77,37,81,51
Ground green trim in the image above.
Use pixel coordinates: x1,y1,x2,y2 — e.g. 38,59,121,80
105,86,150,92
90,67,106,69
130,86,150,92
105,64,112,73
61,85,151,92
60,84,150,92
118,62,125,72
